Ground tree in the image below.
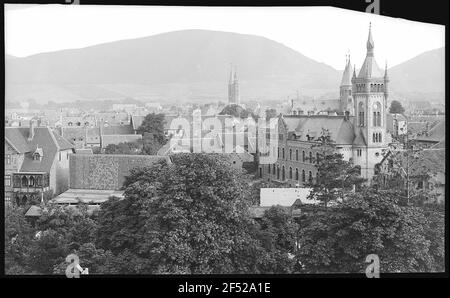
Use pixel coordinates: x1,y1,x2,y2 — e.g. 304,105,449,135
297,188,443,273
27,205,98,274
389,100,405,114
255,206,298,273
308,129,366,207
137,113,167,145
104,141,142,155
220,104,256,119
96,153,266,274
5,207,35,274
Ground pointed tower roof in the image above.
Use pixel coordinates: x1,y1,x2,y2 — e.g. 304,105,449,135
358,23,383,79
229,64,233,84
340,55,353,86
233,66,238,82
367,22,375,54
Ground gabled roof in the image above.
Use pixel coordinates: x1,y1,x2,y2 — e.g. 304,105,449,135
5,127,74,173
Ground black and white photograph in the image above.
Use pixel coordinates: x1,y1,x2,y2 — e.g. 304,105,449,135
2,0,448,285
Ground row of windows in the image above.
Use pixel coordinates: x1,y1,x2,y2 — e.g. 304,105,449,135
277,148,320,164
58,151,70,162
373,132,383,143
264,164,314,183
355,83,385,93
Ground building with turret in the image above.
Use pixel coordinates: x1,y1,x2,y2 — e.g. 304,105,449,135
259,24,390,183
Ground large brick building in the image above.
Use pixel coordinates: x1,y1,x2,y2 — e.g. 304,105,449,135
259,24,390,183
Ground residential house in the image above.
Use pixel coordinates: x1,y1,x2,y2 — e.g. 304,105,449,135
4,121,74,207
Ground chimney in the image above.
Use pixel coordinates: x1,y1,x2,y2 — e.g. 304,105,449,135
28,120,37,141
344,111,350,121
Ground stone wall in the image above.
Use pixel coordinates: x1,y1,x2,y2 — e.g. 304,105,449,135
70,154,167,190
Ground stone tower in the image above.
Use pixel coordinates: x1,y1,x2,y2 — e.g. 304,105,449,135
351,23,389,180
228,65,240,105
339,54,354,115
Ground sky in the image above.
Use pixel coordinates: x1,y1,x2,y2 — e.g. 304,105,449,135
4,4,445,70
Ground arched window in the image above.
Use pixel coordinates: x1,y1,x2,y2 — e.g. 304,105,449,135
373,133,376,143
379,133,382,143
277,147,280,158
21,176,28,187
282,148,285,159
373,102,381,127
309,171,313,183
259,168,262,178
277,166,280,180
302,151,306,162
316,153,320,164
296,150,299,161
309,152,313,163
289,149,292,160
29,176,35,187
282,166,285,181
268,164,271,174
295,168,299,180
289,167,292,179
302,170,306,182
358,102,365,126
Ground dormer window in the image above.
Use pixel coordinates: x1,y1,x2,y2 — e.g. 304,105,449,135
32,146,43,161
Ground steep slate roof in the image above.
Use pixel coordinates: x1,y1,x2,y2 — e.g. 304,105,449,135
5,128,31,153
283,115,355,145
5,127,74,173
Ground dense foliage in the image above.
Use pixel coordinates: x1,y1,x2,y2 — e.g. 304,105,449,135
5,153,444,275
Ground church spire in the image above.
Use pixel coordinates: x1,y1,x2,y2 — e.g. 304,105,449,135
229,63,233,83
367,22,375,55
384,60,388,78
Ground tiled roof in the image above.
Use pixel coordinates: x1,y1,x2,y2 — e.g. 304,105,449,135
69,154,169,190
101,124,134,135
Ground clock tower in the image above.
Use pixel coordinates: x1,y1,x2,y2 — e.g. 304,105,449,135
351,23,389,180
